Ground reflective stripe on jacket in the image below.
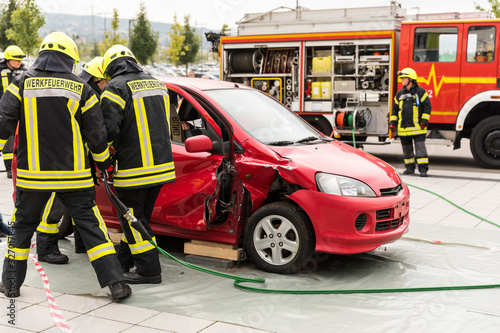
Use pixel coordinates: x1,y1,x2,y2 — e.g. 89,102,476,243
101,72,175,189
0,60,27,99
390,84,431,136
0,70,109,190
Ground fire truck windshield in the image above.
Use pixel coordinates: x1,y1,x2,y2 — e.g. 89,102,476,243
205,89,323,145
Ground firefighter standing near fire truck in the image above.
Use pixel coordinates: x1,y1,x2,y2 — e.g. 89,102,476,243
0,45,27,178
390,68,431,177
35,57,108,264
0,32,131,300
100,45,176,284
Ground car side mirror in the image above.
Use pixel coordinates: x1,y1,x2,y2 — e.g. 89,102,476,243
185,135,213,153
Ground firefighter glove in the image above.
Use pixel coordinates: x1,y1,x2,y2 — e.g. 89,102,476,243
420,122,428,129
390,125,396,133
95,156,112,172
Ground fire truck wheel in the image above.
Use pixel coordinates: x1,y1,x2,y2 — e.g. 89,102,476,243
470,116,500,168
58,212,74,239
300,115,333,136
244,202,315,274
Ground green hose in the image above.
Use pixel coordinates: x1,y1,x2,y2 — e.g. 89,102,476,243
146,177,500,294
406,183,500,229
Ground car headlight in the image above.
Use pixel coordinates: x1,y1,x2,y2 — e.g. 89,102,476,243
315,173,377,197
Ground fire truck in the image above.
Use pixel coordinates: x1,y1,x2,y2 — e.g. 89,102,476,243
218,1,500,168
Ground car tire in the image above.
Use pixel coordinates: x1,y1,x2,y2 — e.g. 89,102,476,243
58,212,73,239
470,116,500,168
244,202,315,274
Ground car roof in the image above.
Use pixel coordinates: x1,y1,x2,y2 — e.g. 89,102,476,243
154,76,250,92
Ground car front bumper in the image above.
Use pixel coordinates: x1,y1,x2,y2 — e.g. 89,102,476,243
288,186,410,254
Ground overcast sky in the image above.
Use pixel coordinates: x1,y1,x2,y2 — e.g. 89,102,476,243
37,0,491,29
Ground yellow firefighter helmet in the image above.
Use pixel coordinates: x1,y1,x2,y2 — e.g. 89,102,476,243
39,32,79,63
397,67,417,81
102,45,136,74
4,45,26,60
82,56,105,79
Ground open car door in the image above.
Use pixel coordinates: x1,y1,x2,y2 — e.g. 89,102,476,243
154,83,250,234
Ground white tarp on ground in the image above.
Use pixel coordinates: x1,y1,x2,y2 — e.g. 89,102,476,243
3,222,500,332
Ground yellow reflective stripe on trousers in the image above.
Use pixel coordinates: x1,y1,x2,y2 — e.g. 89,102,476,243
121,207,156,254
37,193,58,233
86,204,115,262
129,238,156,254
93,205,113,244
133,97,154,167
417,158,429,164
87,242,116,262
25,96,40,171
5,247,30,261
404,158,415,164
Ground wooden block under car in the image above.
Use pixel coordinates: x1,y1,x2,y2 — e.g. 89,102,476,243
107,227,122,245
184,240,243,261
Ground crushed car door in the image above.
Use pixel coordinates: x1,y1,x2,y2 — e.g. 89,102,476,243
155,84,229,231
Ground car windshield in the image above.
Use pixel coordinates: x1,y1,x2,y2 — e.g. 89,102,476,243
205,89,326,145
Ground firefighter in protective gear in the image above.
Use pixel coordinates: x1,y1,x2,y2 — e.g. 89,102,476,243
101,45,176,284
35,57,109,262
0,32,131,300
390,68,432,177
0,45,27,179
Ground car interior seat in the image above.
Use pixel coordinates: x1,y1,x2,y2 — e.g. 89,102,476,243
178,102,208,139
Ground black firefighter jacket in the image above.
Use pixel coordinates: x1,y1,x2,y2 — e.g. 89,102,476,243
100,71,175,189
0,59,27,99
0,68,110,191
390,83,432,137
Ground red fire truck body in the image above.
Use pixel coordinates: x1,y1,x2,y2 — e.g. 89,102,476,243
219,3,500,168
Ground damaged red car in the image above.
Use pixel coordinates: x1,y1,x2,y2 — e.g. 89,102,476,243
96,77,410,274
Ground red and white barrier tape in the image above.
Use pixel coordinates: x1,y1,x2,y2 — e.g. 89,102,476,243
29,243,72,333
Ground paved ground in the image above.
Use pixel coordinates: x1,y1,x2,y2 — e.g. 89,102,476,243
0,144,499,332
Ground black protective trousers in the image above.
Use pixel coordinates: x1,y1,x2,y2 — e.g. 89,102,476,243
116,185,162,277
400,134,429,172
2,188,123,289
36,193,84,255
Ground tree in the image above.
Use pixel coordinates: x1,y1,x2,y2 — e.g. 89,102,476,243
5,0,45,56
0,0,18,50
99,8,128,54
221,24,229,35
167,13,186,67
130,2,159,65
475,0,500,17
179,15,200,72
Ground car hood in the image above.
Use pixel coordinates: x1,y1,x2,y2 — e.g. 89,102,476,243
268,141,401,193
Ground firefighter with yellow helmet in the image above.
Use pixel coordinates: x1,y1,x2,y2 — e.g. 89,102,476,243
100,45,176,284
0,45,27,178
0,32,131,300
390,68,432,177
35,56,109,264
